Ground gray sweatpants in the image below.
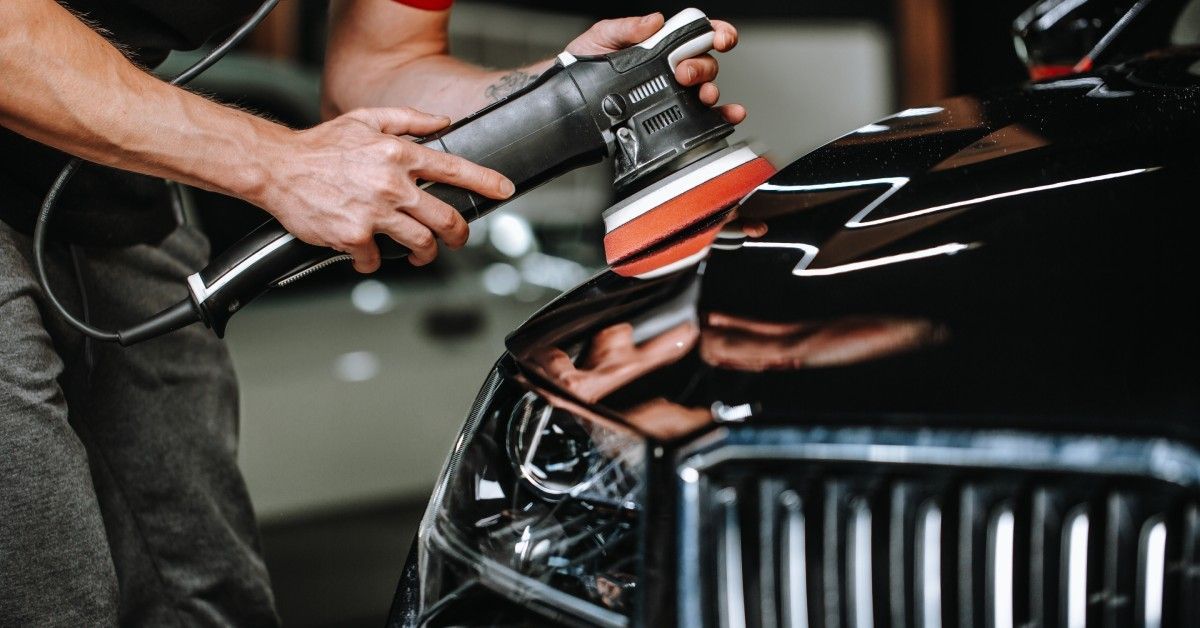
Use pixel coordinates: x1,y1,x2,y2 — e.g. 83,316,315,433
0,219,278,626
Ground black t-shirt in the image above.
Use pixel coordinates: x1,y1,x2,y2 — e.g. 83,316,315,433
0,0,263,246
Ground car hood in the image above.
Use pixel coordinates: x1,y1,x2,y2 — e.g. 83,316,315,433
506,49,1200,443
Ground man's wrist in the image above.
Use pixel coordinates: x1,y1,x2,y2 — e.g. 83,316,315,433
225,118,295,210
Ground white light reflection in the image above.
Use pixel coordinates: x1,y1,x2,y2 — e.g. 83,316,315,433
745,240,973,277
1066,510,1089,628
780,491,809,628
1035,0,1089,30
350,279,393,314
992,509,1015,628
481,262,522,296
757,167,1155,231
855,123,890,134
849,501,874,628
1143,519,1166,628
894,106,945,118
718,489,746,628
846,168,1155,228
758,177,909,230
332,350,380,383
917,504,942,628
489,213,536,258
518,252,589,292
743,241,818,271
1035,78,1103,91
476,478,505,500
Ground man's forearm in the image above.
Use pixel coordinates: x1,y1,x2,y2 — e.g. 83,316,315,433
0,0,290,204
322,0,557,121
341,56,554,121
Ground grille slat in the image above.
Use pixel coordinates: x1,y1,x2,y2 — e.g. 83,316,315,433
847,499,875,628
1103,493,1138,627
717,487,747,628
780,490,810,628
682,436,1200,628
823,482,849,628
888,483,919,628
988,505,1016,628
1139,517,1167,628
1030,487,1068,626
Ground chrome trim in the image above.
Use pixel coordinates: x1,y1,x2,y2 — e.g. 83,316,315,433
848,500,874,628
1065,508,1090,628
780,491,809,628
677,429,1200,487
717,488,746,628
210,233,295,297
1141,517,1167,628
990,507,1015,628
191,233,297,303
678,464,704,628
186,272,209,304
915,503,943,628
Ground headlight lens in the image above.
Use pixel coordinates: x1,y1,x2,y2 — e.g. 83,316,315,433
417,363,646,626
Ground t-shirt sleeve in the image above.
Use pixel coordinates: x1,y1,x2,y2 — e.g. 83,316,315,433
392,0,453,10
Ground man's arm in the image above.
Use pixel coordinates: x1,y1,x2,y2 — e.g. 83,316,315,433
323,1,746,123
0,0,512,272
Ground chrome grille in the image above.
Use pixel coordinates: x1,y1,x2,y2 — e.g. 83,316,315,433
677,429,1200,628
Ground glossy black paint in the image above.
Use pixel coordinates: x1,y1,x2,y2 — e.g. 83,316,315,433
511,48,1200,443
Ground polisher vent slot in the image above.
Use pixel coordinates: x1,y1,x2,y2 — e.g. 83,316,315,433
628,75,670,103
643,106,683,135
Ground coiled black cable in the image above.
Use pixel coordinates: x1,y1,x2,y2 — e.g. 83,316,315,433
33,0,280,343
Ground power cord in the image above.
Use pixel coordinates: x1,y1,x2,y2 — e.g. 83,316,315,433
33,0,280,343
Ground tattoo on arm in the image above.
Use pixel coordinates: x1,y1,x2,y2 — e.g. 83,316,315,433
484,70,537,102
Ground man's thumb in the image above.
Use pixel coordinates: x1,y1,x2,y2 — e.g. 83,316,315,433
575,13,664,53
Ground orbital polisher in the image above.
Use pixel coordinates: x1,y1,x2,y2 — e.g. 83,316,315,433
95,8,776,345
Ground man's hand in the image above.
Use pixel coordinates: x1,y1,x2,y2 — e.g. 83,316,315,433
258,108,514,273
566,13,746,125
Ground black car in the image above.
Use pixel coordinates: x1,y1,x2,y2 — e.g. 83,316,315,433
390,1,1200,625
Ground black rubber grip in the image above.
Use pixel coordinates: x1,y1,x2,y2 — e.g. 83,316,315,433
376,64,609,257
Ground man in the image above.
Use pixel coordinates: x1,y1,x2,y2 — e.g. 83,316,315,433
0,0,742,624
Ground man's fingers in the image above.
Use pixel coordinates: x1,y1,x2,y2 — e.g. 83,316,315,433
719,104,747,125
378,213,440,266
412,147,515,201
675,55,718,86
347,240,382,274
403,190,470,249
345,107,452,137
711,20,738,52
569,13,663,54
699,82,719,106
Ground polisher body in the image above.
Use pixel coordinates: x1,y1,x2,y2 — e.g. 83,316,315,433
181,8,771,339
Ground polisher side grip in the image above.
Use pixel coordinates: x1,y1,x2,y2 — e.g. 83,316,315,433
181,8,743,338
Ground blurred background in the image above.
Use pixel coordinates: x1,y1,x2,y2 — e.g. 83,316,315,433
166,1,1034,624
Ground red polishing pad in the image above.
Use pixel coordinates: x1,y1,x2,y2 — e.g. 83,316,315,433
603,146,775,268
611,222,726,278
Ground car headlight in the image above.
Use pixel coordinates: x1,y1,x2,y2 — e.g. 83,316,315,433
416,360,646,626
